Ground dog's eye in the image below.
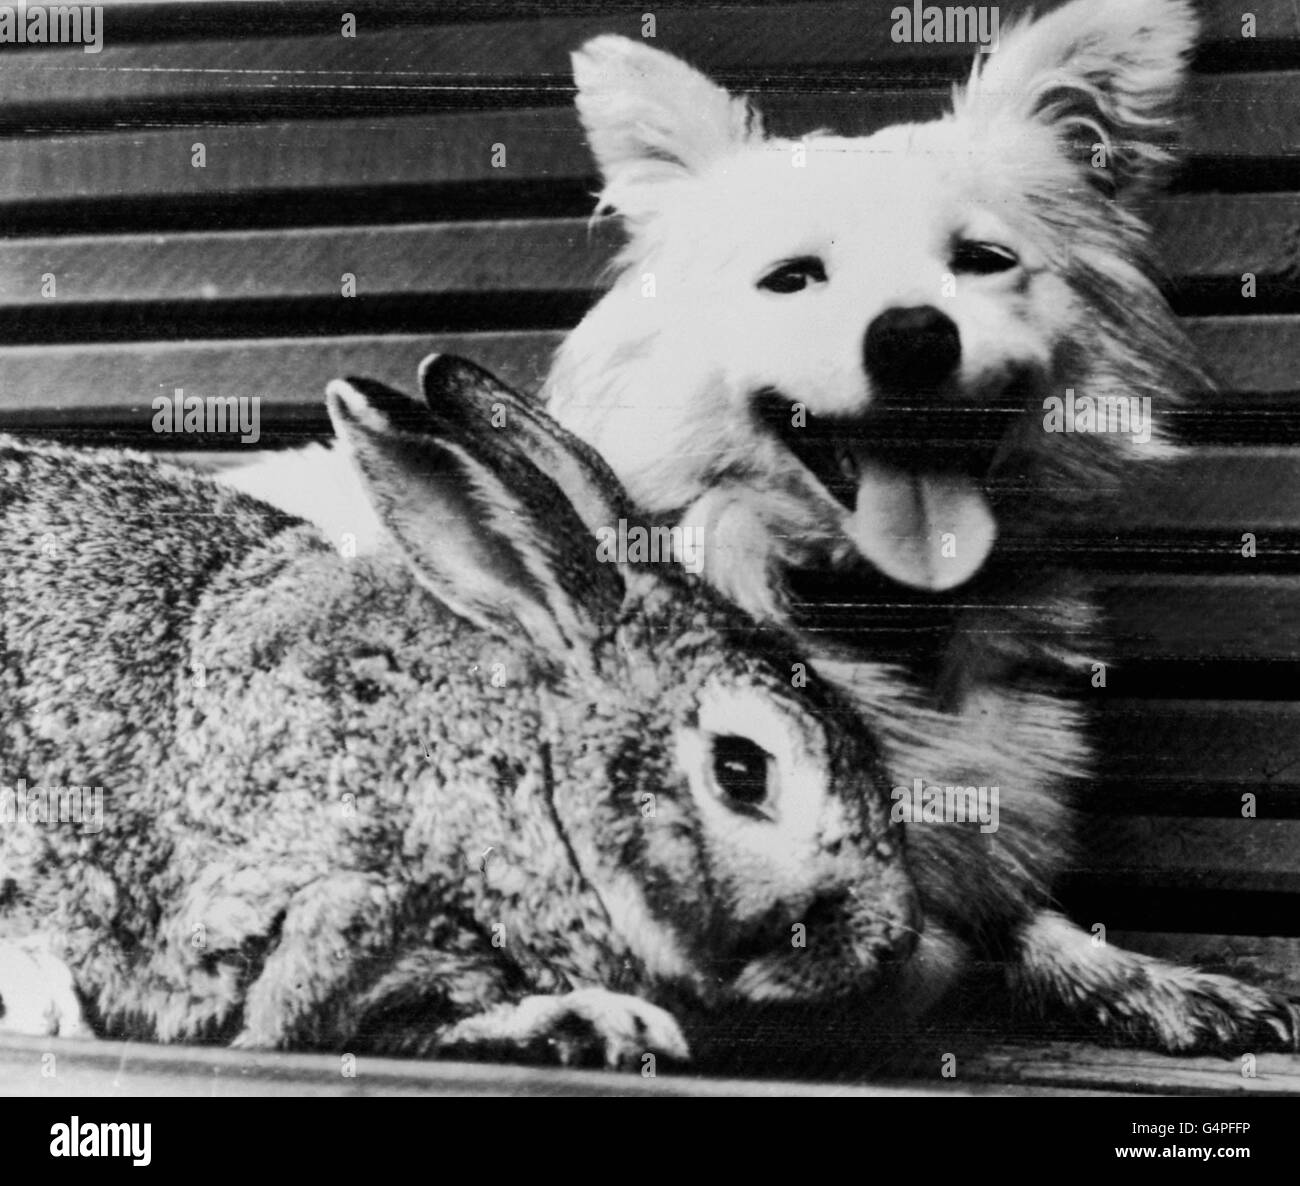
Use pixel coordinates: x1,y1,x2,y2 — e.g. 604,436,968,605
758,257,827,294
709,735,776,818
951,241,1019,275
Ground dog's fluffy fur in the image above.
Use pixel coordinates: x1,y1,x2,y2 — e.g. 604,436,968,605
547,0,1202,636
224,0,1298,1051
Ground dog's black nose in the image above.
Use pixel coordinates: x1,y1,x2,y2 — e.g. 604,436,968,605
863,305,961,389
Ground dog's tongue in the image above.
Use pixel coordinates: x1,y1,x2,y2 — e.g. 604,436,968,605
848,459,996,591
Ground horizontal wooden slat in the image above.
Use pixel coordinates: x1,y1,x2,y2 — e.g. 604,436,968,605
1144,194,1300,285
0,332,562,418
962,1041,1300,1094
0,110,586,205
1,0,1291,117
0,320,1295,419
1188,317,1300,393
1108,459,1300,531
0,196,1294,310
0,221,612,307
1103,577,1300,660
1075,817,1300,894
4,1030,1296,1097
15,1030,1283,1097
0,1032,954,1098
1096,700,1300,793
0,74,1292,208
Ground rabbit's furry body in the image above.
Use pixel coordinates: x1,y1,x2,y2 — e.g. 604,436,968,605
0,362,927,1066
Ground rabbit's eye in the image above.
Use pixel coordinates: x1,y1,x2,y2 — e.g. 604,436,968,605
709,735,775,819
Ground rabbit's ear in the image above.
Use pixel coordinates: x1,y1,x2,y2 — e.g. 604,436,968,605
417,353,633,533
326,375,624,662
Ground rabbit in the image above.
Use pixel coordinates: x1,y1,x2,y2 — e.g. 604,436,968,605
0,355,922,1069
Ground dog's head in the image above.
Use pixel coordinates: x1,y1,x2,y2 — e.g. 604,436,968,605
547,0,1204,599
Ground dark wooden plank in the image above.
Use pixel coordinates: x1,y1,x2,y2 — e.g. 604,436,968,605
1144,193,1300,284
2,1,1291,117
1102,576,1300,660
0,74,1291,207
1186,72,1300,159
1075,817,1300,894
0,221,612,307
0,110,588,204
0,322,1295,421
1189,317,1300,394
1112,447,1300,529
0,196,1294,309
1097,700,1300,791
0,333,562,418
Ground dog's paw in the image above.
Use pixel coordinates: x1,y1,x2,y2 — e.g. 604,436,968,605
0,938,91,1039
437,988,691,1069
1016,912,1300,1056
1124,968,1300,1055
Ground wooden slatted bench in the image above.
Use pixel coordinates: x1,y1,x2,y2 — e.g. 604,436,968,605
1,0,1298,1095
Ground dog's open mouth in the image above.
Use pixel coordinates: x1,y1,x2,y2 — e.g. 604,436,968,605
754,390,1025,592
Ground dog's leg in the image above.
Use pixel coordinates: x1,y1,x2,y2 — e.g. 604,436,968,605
951,685,1299,1053
1011,911,1300,1053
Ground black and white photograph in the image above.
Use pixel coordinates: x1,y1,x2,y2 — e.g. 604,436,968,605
0,0,1297,1150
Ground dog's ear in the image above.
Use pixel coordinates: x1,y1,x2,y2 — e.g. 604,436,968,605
956,0,1198,194
572,35,760,217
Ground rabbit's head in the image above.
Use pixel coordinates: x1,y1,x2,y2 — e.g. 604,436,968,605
327,357,921,1006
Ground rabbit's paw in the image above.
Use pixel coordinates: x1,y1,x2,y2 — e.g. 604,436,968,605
437,988,691,1069
0,938,91,1038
